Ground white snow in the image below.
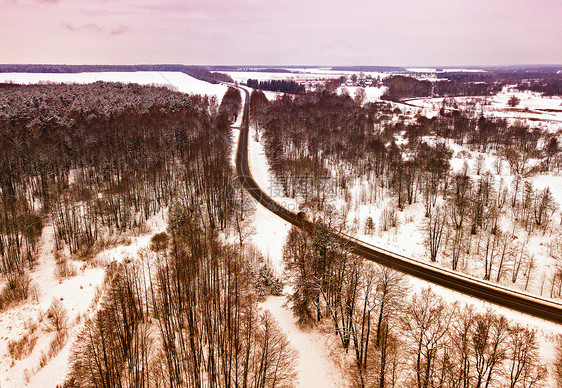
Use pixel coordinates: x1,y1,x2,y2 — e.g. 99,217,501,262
405,274,561,387
0,213,167,387
407,87,562,133
0,225,103,387
225,70,343,84
0,71,228,102
247,126,296,273
529,174,562,207
339,86,387,102
225,68,389,86
260,295,347,388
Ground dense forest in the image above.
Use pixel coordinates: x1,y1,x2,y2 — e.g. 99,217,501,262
64,205,295,387
246,79,305,94
516,75,562,96
0,82,297,387
0,81,232,273
381,75,502,100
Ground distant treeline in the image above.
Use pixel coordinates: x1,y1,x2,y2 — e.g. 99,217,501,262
381,75,502,101
243,68,293,73
0,64,233,84
331,65,405,72
517,75,562,96
246,78,305,94
436,72,497,82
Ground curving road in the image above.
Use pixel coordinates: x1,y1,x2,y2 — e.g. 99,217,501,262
234,87,562,324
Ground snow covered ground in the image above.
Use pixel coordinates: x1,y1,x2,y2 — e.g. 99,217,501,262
0,225,104,387
0,212,167,387
407,87,562,133
0,71,216,387
242,118,348,386
247,126,297,272
225,69,346,84
260,296,347,387
338,85,387,102
0,71,228,102
224,68,389,86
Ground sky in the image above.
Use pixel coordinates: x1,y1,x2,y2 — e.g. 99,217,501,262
0,0,560,67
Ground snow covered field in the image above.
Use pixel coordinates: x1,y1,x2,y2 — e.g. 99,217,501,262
407,87,562,133
339,85,387,102
0,71,228,102
224,67,390,85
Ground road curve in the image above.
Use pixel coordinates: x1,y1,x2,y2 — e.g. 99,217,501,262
234,87,562,324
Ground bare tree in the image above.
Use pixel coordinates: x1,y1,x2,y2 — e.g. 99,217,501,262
471,310,509,388
533,187,556,227
507,95,520,108
506,325,546,388
426,205,447,262
449,305,476,388
555,336,562,388
402,288,456,388
45,298,68,332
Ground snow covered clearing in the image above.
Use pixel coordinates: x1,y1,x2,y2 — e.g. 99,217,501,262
0,71,228,102
339,85,387,102
407,86,562,133
531,174,562,206
225,70,344,84
225,68,389,86
0,225,103,387
260,295,347,388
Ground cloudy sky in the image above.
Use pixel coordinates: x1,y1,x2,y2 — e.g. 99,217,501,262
1,0,560,66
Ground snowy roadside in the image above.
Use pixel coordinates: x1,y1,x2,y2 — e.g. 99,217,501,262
240,116,347,386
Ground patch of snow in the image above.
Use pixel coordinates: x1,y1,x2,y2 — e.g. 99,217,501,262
260,295,347,388
530,174,562,207
0,72,228,102
0,211,167,387
338,86,387,102
247,126,296,273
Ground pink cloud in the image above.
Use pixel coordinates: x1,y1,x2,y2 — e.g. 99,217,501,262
61,22,103,33
111,24,130,36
